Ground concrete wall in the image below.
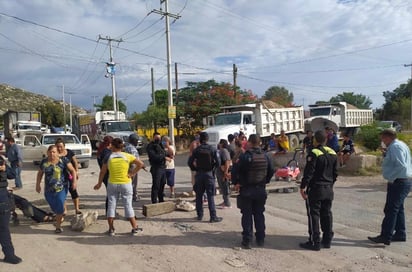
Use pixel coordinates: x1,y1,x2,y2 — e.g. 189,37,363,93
270,151,378,174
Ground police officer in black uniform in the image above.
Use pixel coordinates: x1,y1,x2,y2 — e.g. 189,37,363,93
147,132,167,204
299,130,338,251
232,134,274,249
0,156,22,264
188,132,222,223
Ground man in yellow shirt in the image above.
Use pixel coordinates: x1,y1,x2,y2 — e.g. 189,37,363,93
277,130,289,154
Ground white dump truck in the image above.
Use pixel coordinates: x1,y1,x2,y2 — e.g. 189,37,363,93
305,102,373,136
203,101,305,149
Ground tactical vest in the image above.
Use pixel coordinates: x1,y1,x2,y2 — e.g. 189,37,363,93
246,150,268,185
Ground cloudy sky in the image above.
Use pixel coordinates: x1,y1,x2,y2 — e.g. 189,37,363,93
1,0,412,114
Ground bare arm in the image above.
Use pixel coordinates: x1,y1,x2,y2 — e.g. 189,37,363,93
67,162,77,190
36,170,44,193
71,155,80,179
94,163,108,190
129,158,145,178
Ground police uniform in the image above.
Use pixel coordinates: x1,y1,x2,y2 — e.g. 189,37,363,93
0,157,22,264
147,140,166,204
188,142,222,223
300,145,338,249
232,147,274,248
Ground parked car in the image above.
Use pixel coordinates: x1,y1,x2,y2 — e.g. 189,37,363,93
39,133,92,168
377,120,402,132
15,133,92,167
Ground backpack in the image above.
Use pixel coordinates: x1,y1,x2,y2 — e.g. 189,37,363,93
244,150,268,185
195,145,215,171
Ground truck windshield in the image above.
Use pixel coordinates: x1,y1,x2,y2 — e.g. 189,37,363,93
106,122,132,132
310,108,331,117
215,113,241,125
43,135,80,145
18,124,41,130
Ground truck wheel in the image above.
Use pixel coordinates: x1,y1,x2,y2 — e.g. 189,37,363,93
288,134,299,150
80,161,89,168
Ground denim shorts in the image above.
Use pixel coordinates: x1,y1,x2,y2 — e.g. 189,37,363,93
106,183,135,218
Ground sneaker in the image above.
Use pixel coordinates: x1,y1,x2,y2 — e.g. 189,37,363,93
55,228,63,234
196,215,203,221
299,241,320,251
4,255,22,264
170,193,175,198
131,227,143,236
368,235,390,245
209,217,223,223
219,203,232,209
108,228,115,237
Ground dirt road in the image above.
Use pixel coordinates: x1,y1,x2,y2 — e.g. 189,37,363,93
4,153,412,271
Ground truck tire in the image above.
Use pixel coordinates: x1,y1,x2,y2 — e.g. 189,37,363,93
80,161,89,169
288,134,299,150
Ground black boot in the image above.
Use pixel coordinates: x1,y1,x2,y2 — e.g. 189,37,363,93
4,255,22,264
299,241,320,251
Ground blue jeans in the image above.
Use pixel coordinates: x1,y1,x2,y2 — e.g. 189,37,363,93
194,172,217,219
216,170,231,206
381,178,412,240
12,166,22,188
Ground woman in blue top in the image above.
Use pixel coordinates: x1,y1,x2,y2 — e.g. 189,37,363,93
36,145,77,233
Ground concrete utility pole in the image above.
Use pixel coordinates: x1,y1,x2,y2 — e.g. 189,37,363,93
99,35,123,120
152,0,181,144
67,91,76,133
233,64,238,103
91,95,99,112
175,62,179,105
61,85,66,131
151,67,156,106
404,63,412,129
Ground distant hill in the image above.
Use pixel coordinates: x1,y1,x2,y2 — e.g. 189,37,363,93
0,83,86,116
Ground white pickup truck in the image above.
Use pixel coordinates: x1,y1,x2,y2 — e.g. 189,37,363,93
16,133,92,168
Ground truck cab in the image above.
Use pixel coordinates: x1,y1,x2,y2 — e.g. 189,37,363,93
204,110,255,148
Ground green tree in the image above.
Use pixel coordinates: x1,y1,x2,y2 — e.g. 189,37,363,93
378,80,412,129
95,95,127,113
262,86,294,106
329,92,372,109
177,80,257,132
131,80,258,136
36,101,64,126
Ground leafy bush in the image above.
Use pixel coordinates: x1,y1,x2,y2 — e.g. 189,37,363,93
354,123,381,151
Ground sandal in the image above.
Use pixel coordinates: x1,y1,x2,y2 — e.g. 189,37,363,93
43,215,56,222
75,210,82,215
55,228,63,234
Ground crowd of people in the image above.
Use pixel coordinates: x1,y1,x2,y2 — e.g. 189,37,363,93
1,127,411,265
